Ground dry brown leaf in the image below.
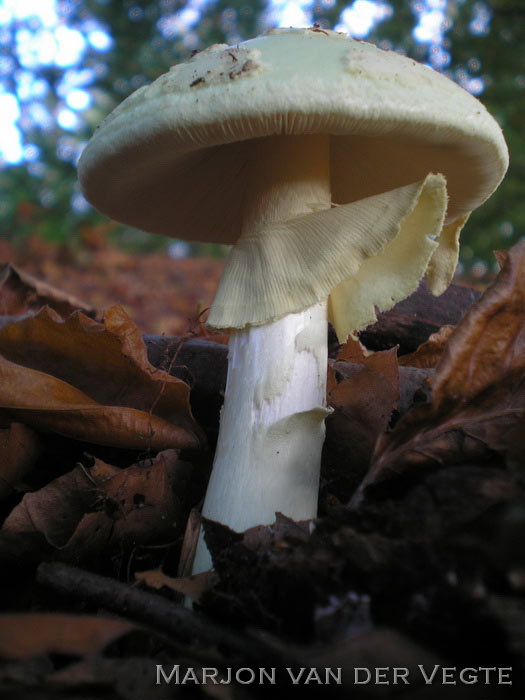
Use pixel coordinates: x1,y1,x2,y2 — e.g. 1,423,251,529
0,305,204,450
0,418,41,500
241,513,312,550
2,450,192,561
135,568,218,603
335,336,371,363
326,345,400,477
353,242,525,502
432,246,525,410
203,513,312,572
0,263,96,318
0,613,134,660
398,325,455,369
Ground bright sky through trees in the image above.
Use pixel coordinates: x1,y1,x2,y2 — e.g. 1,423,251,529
0,0,491,166
0,0,112,163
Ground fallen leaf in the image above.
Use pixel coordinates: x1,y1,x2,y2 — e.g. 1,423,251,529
0,263,96,318
325,345,400,484
335,336,371,363
0,614,134,660
432,246,525,410
1,450,192,562
353,242,525,502
203,513,312,573
0,417,41,500
327,368,397,472
135,569,218,603
398,325,455,369
242,513,312,550
0,305,205,450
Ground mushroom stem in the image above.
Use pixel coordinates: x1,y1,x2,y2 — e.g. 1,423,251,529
192,134,331,573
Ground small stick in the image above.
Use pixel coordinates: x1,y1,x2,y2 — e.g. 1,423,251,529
36,562,298,670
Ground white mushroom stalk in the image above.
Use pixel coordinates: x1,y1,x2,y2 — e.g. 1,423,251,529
193,134,332,573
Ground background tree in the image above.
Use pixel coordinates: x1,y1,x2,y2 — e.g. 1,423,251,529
1,0,522,273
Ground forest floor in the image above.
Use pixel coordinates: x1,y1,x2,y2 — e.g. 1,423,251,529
0,237,524,699
0,237,225,337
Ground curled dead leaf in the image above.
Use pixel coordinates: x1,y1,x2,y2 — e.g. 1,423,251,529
335,336,371,363
398,325,455,369
325,343,400,485
432,244,525,410
135,568,218,603
203,512,312,571
0,305,204,450
1,450,192,562
0,263,96,318
0,417,41,500
353,242,525,503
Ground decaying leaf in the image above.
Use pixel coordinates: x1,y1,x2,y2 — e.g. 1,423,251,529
325,341,400,485
0,263,96,318
0,613,134,660
334,335,371,364
0,416,41,500
354,241,525,501
398,325,455,369
135,568,218,603
1,450,192,562
0,305,204,450
203,513,312,572
432,247,525,410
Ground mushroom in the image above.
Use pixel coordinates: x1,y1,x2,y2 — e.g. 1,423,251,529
78,28,508,573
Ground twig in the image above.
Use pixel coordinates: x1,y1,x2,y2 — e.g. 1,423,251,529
36,562,299,670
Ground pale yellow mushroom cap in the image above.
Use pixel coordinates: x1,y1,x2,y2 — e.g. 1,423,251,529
78,27,507,242
78,28,508,338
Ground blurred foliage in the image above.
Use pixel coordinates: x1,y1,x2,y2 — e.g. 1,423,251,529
1,0,523,273
367,0,525,274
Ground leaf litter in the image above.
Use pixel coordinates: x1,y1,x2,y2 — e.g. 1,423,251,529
1,450,192,564
354,240,525,502
0,305,204,452
0,241,525,696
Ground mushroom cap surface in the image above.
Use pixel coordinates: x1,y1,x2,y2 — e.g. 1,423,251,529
78,27,508,243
